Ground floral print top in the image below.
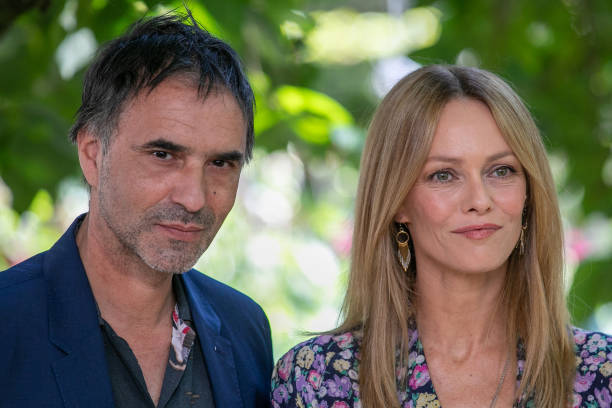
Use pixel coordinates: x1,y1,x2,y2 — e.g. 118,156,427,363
271,327,612,408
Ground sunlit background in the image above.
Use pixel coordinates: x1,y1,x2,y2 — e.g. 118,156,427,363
1,0,612,360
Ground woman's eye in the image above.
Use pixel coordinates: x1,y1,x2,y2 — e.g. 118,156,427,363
432,171,453,182
493,166,513,177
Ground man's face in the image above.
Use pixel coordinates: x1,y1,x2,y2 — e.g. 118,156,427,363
90,77,246,274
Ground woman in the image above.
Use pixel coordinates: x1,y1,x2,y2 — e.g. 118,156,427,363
271,65,612,407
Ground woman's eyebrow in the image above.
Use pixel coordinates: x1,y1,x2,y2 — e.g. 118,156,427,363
486,150,515,162
425,150,515,164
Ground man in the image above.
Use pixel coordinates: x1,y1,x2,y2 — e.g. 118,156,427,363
0,12,272,408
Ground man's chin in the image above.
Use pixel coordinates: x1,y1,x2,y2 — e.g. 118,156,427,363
146,261,196,275
133,236,209,274
139,250,202,275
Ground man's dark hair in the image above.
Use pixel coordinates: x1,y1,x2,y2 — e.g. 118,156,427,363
69,11,255,161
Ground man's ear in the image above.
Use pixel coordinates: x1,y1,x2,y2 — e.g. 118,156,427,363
76,130,103,188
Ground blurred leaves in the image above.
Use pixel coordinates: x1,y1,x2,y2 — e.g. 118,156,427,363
275,85,353,144
1,0,612,350
570,259,612,326
304,7,441,64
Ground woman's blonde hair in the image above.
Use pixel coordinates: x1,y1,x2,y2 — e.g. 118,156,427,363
333,65,575,407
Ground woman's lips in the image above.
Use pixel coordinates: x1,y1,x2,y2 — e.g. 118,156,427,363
451,224,501,240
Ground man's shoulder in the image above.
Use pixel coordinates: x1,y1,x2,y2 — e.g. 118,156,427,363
1,215,83,294
184,268,265,313
0,251,46,292
0,252,48,328
183,269,267,324
183,269,273,375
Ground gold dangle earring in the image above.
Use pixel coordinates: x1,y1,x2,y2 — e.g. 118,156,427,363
519,208,528,255
396,224,411,272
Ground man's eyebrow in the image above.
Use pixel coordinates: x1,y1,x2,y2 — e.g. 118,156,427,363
213,150,245,164
426,150,515,164
136,138,189,153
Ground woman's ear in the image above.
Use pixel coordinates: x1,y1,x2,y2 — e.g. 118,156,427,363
76,130,102,188
393,200,411,224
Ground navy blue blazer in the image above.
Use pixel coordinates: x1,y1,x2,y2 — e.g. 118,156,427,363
0,215,273,407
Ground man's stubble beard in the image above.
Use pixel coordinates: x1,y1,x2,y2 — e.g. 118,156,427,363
97,162,217,274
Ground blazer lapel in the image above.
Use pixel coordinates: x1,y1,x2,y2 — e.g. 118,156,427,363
182,273,244,408
45,216,114,408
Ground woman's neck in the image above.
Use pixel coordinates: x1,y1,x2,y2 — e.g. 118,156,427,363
414,264,508,360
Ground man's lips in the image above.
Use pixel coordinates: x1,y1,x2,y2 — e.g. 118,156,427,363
451,224,501,239
156,223,204,241
159,223,204,232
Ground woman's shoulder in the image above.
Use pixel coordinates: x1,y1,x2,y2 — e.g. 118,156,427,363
271,331,362,407
571,327,612,402
279,331,360,358
572,327,612,361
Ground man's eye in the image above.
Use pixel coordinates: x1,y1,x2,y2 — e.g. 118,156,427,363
212,160,228,167
152,151,172,160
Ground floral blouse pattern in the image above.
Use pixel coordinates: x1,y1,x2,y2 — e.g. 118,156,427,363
271,327,612,408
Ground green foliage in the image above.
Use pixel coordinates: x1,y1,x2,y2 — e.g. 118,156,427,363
570,259,610,325
1,0,612,352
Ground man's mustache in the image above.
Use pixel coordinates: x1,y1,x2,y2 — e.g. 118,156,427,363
148,205,216,228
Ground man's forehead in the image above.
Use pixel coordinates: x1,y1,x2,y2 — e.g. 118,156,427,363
106,78,246,154
129,73,236,106
113,77,242,122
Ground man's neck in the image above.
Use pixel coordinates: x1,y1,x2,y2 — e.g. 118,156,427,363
76,214,176,331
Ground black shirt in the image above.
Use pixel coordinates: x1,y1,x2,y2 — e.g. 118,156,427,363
99,276,215,408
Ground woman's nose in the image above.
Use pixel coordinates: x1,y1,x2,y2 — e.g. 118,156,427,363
462,176,493,214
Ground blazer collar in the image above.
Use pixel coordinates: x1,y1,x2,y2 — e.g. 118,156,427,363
45,214,99,352
44,214,114,407
182,272,244,408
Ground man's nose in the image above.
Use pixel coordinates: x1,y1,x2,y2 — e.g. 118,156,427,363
169,166,206,213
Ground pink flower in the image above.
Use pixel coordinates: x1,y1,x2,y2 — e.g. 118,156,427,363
585,355,605,366
574,331,587,345
334,332,354,349
572,393,582,408
277,349,294,381
331,402,350,408
408,364,430,390
307,370,322,389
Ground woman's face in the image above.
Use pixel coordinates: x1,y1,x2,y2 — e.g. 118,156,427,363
395,98,527,276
